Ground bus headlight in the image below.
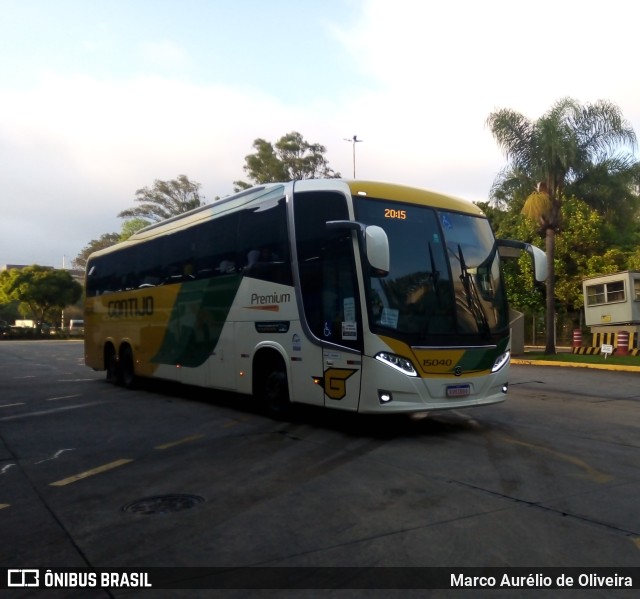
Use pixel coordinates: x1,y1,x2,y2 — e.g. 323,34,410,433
375,352,418,376
491,350,510,373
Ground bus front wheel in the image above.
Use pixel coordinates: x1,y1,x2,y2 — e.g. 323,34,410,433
256,355,291,419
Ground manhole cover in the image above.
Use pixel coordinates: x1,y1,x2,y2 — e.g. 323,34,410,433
122,494,205,515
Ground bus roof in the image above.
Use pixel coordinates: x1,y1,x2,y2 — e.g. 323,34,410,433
346,180,484,216
87,179,484,260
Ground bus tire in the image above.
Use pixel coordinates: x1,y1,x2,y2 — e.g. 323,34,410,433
256,354,291,419
105,344,118,384
118,345,136,389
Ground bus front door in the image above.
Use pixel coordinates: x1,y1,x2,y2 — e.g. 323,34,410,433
321,347,362,411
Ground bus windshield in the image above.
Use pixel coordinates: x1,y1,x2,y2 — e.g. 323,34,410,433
354,197,509,345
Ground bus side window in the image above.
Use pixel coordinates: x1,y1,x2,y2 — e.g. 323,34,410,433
137,238,163,287
195,212,239,278
161,230,194,284
238,195,292,285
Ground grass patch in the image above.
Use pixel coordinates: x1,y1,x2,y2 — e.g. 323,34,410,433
518,351,640,367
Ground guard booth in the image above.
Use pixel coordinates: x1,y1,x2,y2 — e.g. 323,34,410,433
578,271,640,355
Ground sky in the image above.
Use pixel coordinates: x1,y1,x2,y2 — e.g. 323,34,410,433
1,0,639,268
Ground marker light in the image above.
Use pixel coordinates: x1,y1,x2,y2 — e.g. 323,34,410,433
375,352,418,376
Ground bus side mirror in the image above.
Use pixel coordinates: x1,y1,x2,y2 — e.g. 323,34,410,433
365,225,389,277
497,239,547,283
326,221,390,277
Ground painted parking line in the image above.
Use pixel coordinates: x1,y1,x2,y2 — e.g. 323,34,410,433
0,403,25,409
47,418,250,487
155,434,204,450
0,402,108,422
46,394,81,401
497,433,612,484
50,459,133,487
35,449,75,464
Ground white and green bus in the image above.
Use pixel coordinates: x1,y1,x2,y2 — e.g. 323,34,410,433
85,179,545,417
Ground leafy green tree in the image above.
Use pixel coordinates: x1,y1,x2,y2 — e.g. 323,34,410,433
234,131,340,190
553,197,607,312
119,218,149,241
570,159,640,244
73,233,120,270
0,266,82,334
483,195,619,335
586,248,628,277
487,97,637,353
118,174,204,223
625,246,640,271
0,299,20,325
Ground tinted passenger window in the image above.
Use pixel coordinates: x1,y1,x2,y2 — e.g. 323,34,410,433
195,213,240,278
161,230,195,283
86,188,291,295
238,193,292,285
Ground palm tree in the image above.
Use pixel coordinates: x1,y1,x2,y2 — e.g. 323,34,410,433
487,98,637,354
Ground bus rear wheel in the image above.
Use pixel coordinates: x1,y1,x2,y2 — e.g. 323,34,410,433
117,345,136,389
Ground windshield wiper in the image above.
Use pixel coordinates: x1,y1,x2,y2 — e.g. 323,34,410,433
456,244,491,337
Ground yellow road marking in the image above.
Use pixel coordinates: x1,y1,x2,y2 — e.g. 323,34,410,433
155,434,203,450
632,537,640,551
497,434,613,484
0,504,10,510
50,459,133,487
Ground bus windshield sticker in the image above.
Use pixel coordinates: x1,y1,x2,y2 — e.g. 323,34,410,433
342,322,357,340
343,297,356,322
380,308,399,329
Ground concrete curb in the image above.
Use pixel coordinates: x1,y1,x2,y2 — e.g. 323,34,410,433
512,357,640,372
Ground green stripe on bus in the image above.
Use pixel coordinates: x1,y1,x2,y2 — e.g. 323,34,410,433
455,335,510,373
152,274,243,368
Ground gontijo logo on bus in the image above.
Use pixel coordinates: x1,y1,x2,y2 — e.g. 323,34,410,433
247,291,291,311
108,296,154,318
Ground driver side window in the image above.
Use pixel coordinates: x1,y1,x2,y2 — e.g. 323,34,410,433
294,191,361,350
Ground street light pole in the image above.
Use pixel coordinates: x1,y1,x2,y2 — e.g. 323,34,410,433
344,135,363,178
